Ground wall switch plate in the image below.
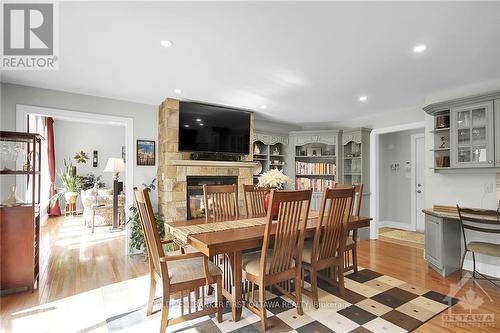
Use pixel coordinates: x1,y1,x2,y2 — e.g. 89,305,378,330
484,183,494,193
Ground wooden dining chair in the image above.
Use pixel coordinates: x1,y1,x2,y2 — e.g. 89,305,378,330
456,205,500,288
133,187,223,332
302,187,355,308
241,189,312,332
334,183,363,273
203,184,239,223
243,184,267,218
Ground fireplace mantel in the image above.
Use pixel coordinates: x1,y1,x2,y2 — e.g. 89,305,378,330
169,160,259,168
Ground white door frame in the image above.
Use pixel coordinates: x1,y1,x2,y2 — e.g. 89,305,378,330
16,104,134,253
410,133,425,232
369,121,425,239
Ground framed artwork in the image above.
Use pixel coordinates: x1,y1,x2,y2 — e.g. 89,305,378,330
136,140,155,166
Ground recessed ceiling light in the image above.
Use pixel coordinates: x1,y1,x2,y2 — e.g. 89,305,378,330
160,40,173,48
260,105,267,109
184,124,190,128
199,123,204,126
174,89,182,94
413,44,427,53
359,96,368,102
196,118,202,122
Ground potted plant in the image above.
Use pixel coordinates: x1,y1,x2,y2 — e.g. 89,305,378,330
257,169,291,218
50,159,79,207
127,179,176,256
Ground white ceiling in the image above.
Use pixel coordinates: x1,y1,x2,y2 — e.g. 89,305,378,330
2,1,500,125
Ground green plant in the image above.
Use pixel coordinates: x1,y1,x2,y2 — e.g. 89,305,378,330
77,173,106,191
128,178,176,255
50,159,78,207
127,205,167,253
59,158,78,192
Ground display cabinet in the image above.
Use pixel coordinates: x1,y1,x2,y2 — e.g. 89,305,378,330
450,102,494,168
253,132,288,183
0,131,43,293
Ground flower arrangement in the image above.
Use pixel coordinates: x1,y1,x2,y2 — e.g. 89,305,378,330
257,169,290,189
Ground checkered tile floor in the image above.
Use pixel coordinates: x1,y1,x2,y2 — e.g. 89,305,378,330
105,268,457,333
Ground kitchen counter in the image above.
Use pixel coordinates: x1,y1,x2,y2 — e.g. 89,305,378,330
423,207,500,223
422,206,500,277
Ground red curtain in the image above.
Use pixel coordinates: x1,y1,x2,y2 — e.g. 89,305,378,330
47,117,61,216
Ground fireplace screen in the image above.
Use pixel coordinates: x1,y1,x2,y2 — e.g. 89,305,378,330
186,176,238,220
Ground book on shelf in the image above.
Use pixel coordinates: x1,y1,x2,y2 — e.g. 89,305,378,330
295,178,335,192
295,161,336,175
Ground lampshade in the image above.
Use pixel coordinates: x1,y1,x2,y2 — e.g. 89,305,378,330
103,158,125,173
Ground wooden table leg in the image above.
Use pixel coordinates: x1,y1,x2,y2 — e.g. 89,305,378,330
232,250,243,322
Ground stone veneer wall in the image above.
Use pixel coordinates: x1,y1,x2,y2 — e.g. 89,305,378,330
157,98,255,222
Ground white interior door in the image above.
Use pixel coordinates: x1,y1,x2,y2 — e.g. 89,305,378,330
413,134,426,232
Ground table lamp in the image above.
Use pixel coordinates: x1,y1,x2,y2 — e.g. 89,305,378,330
104,158,125,230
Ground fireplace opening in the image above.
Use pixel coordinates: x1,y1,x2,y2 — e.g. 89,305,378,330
186,176,238,220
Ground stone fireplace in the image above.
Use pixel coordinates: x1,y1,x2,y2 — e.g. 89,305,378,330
186,176,238,220
157,98,256,222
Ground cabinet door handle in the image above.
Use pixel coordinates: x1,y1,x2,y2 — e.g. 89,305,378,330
496,161,500,163
489,160,493,164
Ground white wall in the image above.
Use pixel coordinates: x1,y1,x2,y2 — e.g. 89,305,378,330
53,119,125,210
1,83,159,207
379,128,424,226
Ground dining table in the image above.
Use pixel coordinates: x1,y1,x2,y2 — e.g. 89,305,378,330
165,214,372,322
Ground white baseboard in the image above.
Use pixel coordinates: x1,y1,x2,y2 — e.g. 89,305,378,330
463,258,500,279
378,220,415,232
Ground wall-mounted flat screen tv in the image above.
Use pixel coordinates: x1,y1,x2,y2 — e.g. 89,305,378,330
178,101,251,154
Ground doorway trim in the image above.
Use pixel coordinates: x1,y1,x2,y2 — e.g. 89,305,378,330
16,104,134,252
410,133,425,232
369,121,425,239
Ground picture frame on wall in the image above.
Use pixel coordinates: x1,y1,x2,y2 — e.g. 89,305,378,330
136,140,155,166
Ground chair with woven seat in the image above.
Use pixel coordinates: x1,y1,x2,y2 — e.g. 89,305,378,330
243,184,267,218
242,189,312,332
302,187,355,308
456,205,500,288
334,183,363,273
133,187,223,332
203,184,239,223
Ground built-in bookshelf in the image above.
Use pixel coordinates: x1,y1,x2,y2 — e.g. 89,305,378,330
288,130,341,211
253,132,288,183
342,129,371,186
429,111,451,170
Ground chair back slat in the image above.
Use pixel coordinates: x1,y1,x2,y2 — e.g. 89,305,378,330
334,183,363,216
133,187,167,280
315,187,354,262
456,205,500,247
261,189,312,276
203,184,239,223
243,184,267,218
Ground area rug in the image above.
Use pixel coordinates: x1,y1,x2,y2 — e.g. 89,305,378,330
102,268,456,333
379,228,425,250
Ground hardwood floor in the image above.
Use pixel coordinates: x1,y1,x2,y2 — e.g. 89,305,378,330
1,216,499,332
0,216,148,332
357,239,500,332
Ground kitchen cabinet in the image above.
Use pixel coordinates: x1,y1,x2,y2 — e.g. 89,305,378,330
450,102,494,168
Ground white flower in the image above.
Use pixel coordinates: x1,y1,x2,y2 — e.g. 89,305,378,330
257,169,290,189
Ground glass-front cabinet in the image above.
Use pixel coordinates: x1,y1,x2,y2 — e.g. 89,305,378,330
450,102,494,168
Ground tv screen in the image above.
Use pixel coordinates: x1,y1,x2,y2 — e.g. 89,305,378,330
178,101,251,154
